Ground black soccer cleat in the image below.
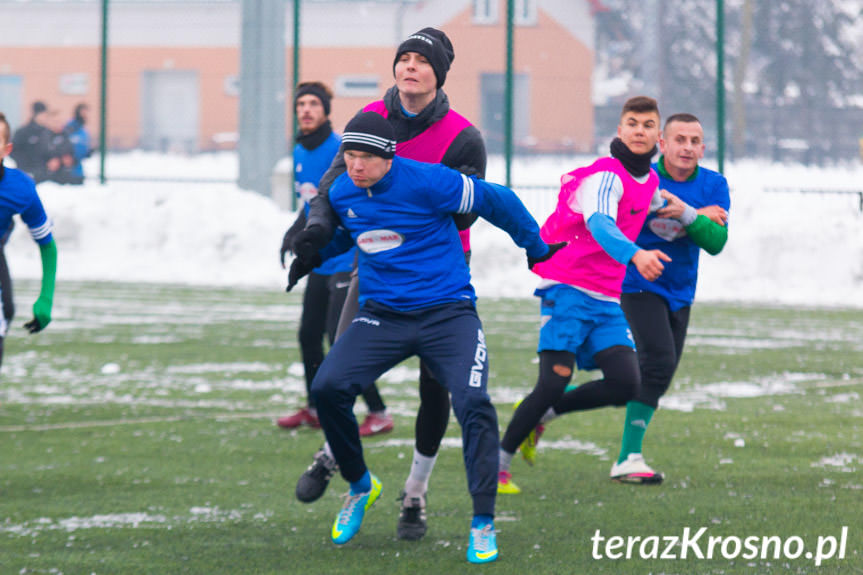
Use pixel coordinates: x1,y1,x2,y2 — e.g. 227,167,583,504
396,490,427,541
296,448,338,503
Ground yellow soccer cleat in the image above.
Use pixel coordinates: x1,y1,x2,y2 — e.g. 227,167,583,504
497,470,521,494
513,399,545,466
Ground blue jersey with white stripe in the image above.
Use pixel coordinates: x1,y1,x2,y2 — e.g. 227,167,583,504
293,132,355,275
326,156,546,311
0,165,53,245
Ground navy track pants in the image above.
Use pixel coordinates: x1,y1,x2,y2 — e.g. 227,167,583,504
311,299,498,516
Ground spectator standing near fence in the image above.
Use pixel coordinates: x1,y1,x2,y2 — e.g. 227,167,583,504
44,108,79,185
63,103,92,185
11,102,54,184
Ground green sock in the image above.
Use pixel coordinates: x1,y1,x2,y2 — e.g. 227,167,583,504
617,401,655,464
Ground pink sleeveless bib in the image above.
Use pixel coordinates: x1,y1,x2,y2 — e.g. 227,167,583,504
532,157,658,299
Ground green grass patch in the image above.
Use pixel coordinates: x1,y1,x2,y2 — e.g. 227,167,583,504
1,281,861,574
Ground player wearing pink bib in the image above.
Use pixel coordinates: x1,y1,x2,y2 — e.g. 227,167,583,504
497,96,670,494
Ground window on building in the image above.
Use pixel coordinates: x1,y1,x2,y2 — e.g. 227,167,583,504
334,75,380,98
473,0,498,25
515,0,537,26
0,76,23,130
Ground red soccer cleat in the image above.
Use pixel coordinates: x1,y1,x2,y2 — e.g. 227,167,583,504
276,407,320,429
358,412,394,437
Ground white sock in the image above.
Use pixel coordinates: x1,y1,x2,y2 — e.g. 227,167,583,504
322,442,334,459
403,448,437,497
499,448,515,473
539,407,557,424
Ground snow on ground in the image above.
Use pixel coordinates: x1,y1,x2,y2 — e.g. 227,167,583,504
5,151,863,308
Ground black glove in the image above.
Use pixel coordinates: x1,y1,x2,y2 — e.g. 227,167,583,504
24,318,44,334
528,242,567,269
286,254,322,292
280,211,308,268
279,229,296,268
291,225,328,264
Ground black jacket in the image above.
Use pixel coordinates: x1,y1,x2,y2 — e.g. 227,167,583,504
11,121,54,183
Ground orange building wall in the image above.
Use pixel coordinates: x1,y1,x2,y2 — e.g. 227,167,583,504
294,10,593,152
443,7,593,152
1,47,101,131
292,47,396,133
1,5,593,153
2,46,239,150
106,47,239,150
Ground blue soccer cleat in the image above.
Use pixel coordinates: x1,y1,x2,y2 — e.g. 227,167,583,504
331,474,382,544
466,521,499,564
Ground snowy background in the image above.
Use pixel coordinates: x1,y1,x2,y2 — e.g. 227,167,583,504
5,151,863,309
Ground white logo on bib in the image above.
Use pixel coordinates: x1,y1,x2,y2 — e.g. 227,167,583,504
297,182,318,203
648,217,686,241
357,229,404,253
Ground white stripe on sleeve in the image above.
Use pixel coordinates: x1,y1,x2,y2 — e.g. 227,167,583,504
29,219,53,241
458,173,475,213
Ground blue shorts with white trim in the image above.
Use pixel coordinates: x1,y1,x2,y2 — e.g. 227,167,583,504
536,284,634,371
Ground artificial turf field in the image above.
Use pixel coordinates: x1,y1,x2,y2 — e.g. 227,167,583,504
0,280,860,574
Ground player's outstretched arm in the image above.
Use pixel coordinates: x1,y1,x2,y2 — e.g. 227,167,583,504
25,239,56,333
467,178,553,263
685,214,728,255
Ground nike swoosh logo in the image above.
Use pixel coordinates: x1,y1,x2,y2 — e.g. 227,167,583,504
332,525,343,538
475,550,498,560
369,423,389,433
630,208,644,215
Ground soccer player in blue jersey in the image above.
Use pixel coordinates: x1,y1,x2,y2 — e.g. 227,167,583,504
612,112,730,483
291,31,486,541
0,112,58,369
286,112,562,564
275,82,391,433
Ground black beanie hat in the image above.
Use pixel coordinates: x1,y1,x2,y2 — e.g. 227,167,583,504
342,112,396,159
393,27,455,89
295,83,331,116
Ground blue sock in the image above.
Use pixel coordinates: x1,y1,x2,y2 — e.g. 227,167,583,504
350,471,371,494
471,514,494,529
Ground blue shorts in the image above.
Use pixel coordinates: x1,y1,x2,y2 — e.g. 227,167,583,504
536,284,634,371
